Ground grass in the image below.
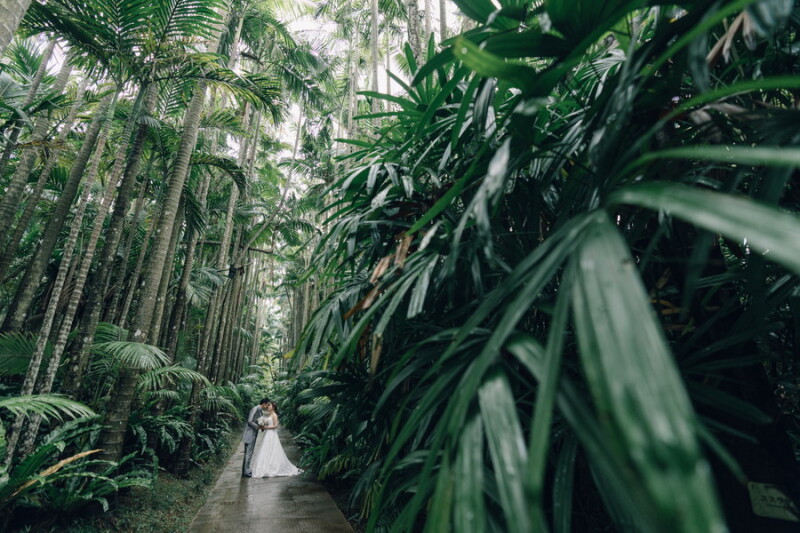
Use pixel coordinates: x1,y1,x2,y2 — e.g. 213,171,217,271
11,433,240,533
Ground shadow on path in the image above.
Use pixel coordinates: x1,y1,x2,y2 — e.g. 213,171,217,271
189,428,354,533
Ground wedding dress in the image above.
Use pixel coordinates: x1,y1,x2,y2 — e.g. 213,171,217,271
251,416,302,478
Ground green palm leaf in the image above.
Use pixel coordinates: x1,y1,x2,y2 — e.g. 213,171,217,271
0,395,95,422
570,213,725,533
610,182,800,275
93,341,169,370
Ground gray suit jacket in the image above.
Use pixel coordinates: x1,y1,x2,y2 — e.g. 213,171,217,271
242,405,262,445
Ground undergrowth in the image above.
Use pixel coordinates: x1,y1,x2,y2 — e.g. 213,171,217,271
11,433,239,533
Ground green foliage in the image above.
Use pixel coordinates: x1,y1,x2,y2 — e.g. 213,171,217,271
0,332,47,377
292,1,800,531
91,341,170,371
23,452,154,516
0,417,154,529
129,405,193,456
0,396,94,431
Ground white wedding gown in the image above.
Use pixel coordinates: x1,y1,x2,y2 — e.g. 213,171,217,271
251,416,302,478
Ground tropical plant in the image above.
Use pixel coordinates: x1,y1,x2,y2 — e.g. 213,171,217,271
0,416,117,528
26,452,154,517
289,1,800,531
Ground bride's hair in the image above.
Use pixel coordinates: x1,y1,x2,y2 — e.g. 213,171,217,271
269,402,279,415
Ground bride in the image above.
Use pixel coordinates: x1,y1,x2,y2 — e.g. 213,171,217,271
251,401,302,478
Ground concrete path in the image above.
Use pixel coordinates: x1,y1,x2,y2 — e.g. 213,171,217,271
188,428,354,533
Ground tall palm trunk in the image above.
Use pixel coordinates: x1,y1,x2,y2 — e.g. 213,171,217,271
406,0,423,63
219,184,240,271
117,179,157,328
385,32,392,96
201,107,248,377
0,77,89,282
0,39,57,178
370,0,380,117
4,91,119,462
151,194,185,344
197,273,222,372
1,89,116,333
245,112,261,173
238,265,254,368
200,183,239,382
249,258,265,366
105,167,150,320
0,0,33,57
222,267,246,382
0,57,71,238
209,279,234,383
424,0,431,38
345,43,357,152
165,170,211,360
439,0,447,42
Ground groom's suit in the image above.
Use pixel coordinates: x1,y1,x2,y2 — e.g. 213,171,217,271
241,404,262,476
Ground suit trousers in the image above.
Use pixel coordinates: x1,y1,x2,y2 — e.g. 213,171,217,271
242,441,255,475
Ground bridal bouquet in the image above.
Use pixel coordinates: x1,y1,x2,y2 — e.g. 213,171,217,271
256,415,270,429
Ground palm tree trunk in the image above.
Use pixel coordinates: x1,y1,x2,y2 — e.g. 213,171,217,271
345,41,355,145
1,89,116,333
117,179,157,329
4,91,118,462
105,167,150,322
370,0,380,117
246,112,261,173
197,276,222,377
439,0,447,42
218,185,240,270
165,169,211,361
407,0,423,63
210,278,235,383
226,270,246,382
151,194,185,344
0,39,57,178
164,235,194,360
249,258,265,365
385,32,392,96
424,0,431,39
200,178,240,382
0,77,89,282
0,0,33,57
225,242,248,382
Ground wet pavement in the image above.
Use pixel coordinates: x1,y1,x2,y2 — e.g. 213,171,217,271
188,428,354,533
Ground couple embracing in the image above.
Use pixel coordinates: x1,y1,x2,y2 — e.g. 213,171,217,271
241,398,302,478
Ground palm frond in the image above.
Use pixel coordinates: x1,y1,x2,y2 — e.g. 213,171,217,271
92,341,169,370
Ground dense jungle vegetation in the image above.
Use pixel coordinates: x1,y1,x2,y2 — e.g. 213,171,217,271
1,0,800,532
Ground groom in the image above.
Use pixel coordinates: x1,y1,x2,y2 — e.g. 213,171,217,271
241,398,270,477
